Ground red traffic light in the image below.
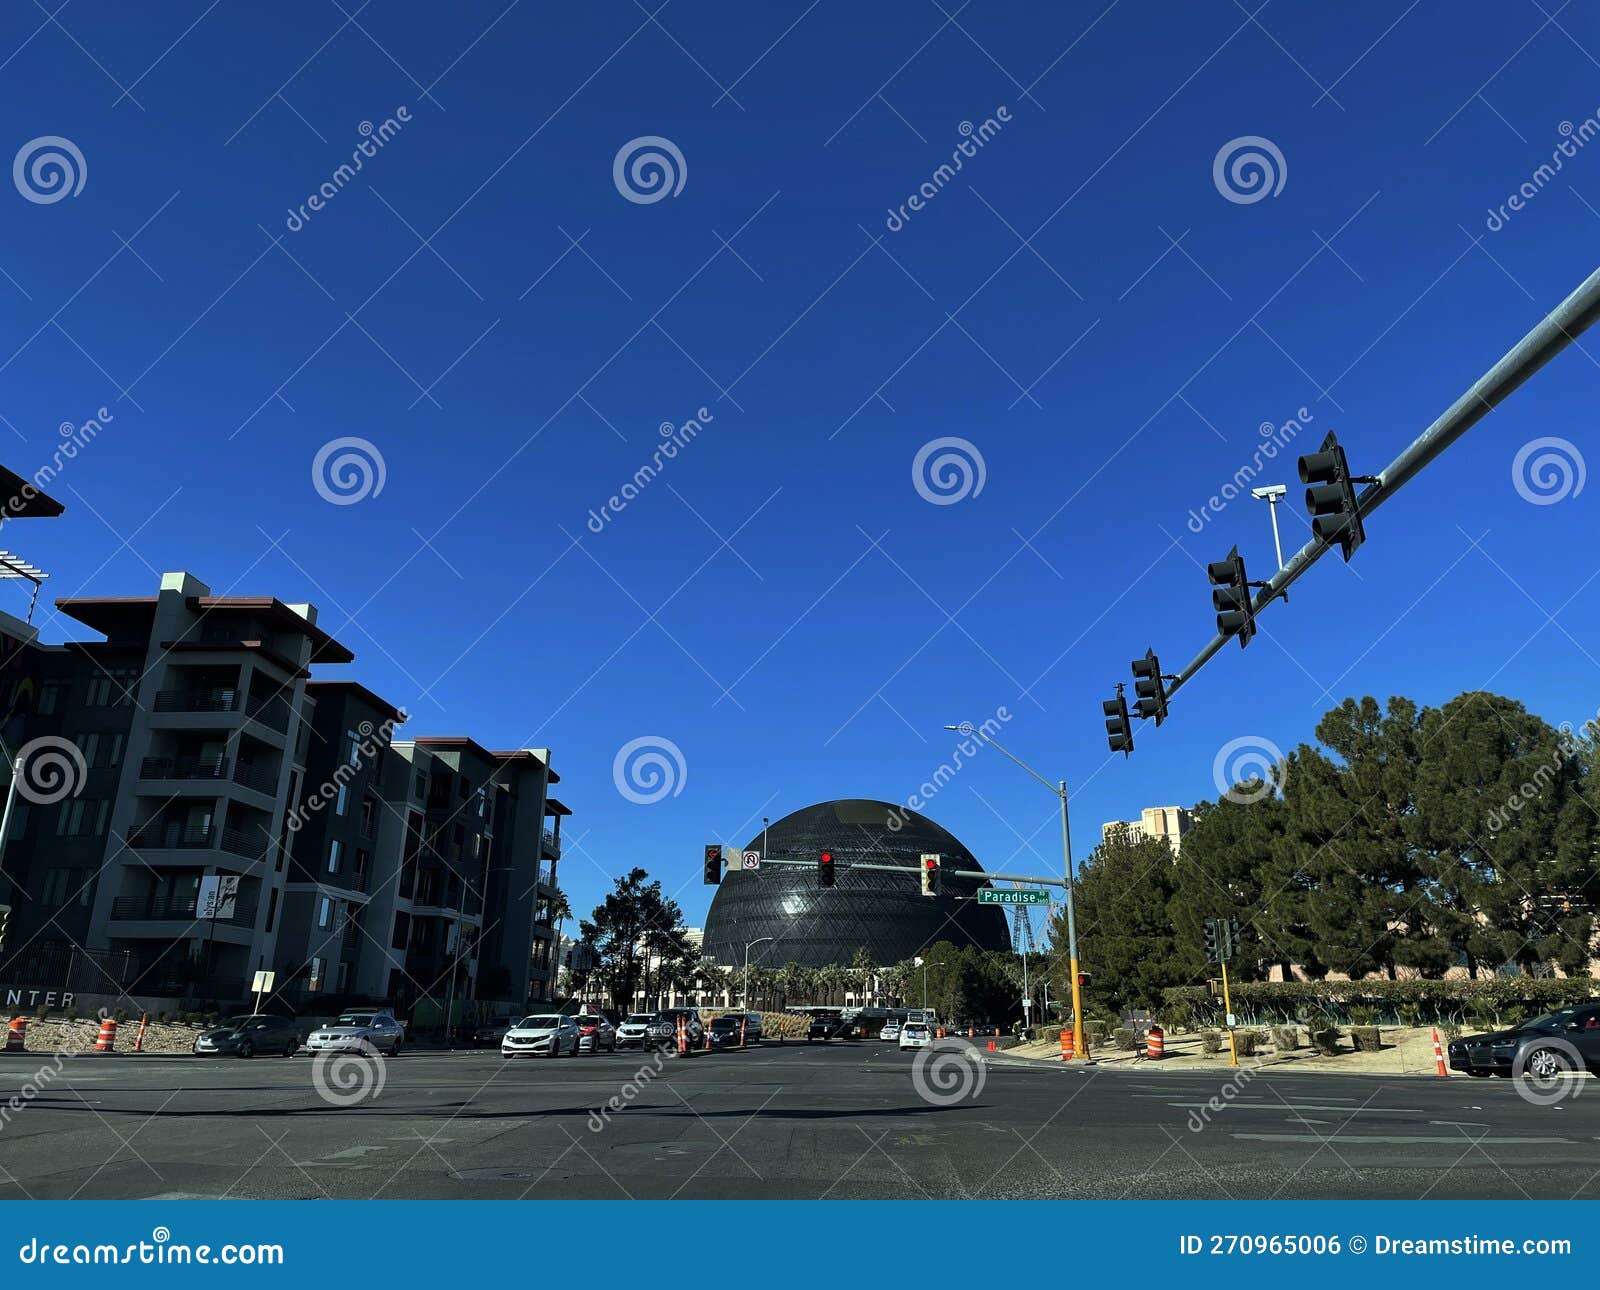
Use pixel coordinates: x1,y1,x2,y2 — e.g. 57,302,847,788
818,851,835,888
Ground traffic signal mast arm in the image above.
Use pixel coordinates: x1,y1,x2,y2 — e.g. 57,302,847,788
746,853,1070,887
1161,261,1600,710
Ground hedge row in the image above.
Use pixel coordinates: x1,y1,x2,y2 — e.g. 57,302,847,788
1161,976,1600,1025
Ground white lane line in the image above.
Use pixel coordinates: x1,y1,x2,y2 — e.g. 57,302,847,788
1234,1133,1569,1144
1166,1102,1425,1113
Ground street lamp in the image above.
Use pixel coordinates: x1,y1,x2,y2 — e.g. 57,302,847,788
742,937,774,1009
945,722,1087,1061
914,955,926,1009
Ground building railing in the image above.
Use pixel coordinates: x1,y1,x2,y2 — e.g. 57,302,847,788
243,695,290,733
153,688,239,713
219,827,269,861
230,760,277,794
541,827,561,857
139,756,229,782
110,894,257,925
129,823,215,850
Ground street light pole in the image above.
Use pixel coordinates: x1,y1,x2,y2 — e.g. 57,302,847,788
742,937,774,1009
945,724,1087,1062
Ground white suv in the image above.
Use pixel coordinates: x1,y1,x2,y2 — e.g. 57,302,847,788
899,1022,932,1051
616,1013,656,1049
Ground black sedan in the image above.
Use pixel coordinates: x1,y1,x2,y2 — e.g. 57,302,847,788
193,1014,302,1058
1447,1003,1600,1079
707,1016,751,1049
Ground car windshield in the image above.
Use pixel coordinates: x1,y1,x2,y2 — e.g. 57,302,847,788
1522,1009,1576,1030
577,1018,600,1027
223,1015,255,1027
712,1018,738,1029
335,1014,375,1027
518,1015,562,1029
626,1014,653,1024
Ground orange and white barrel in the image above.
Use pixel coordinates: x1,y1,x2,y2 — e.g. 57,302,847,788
4,1016,25,1053
95,1017,118,1054
1147,1025,1165,1060
1060,1028,1075,1060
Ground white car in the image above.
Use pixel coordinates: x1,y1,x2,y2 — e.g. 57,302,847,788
880,1021,902,1042
502,1013,580,1058
616,1013,655,1048
899,1022,932,1051
305,1010,404,1056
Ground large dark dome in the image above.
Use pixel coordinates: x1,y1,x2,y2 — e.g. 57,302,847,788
701,799,1012,969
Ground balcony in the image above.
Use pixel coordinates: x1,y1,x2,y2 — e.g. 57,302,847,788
129,823,215,851
244,695,290,733
110,894,257,926
541,827,561,857
230,761,278,795
139,755,229,782
153,688,239,714
219,827,270,861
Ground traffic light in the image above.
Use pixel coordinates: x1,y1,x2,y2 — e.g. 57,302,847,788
1224,917,1242,961
703,845,722,885
1203,916,1220,963
1299,430,1369,561
920,853,940,897
1208,545,1256,648
818,850,835,888
1103,689,1133,757
1130,648,1168,726
1076,971,1090,990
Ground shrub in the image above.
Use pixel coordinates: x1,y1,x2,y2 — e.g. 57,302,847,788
1311,1027,1342,1056
1111,1026,1137,1050
1270,1024,1300,1051
1397,1002,1423,1028
1201,1029,1223,1055
1233,1030,1259,1058
1161,1001,1195,1032
32,1004,49,1020
1439,1021,1463,1041
1348,1004,1379,1027
1351,1026,1383,1052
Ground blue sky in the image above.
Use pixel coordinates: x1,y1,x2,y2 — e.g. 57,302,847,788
3,1,1599,935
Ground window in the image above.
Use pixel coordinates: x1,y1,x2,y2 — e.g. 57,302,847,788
40,868,70,904
264,887,279,934
84,669,136,708
37,681,61,715
327,840,342,874
334,784,347,816
391,912,409,949
56,799,108,837
359,796,378,838
354,849,370,878
414,771,426,799
317,896,333,929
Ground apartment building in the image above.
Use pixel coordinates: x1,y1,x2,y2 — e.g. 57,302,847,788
0,567,569,1019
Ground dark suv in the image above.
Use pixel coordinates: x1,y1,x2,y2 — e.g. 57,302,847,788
646,1008,704,1050
807,1013,845,1042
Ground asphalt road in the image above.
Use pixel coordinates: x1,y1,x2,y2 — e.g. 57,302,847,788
1,1040,1597,1200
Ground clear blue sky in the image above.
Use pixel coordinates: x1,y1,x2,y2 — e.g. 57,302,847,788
3,1,1598,936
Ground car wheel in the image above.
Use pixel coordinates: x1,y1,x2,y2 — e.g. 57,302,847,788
1527,1044,1575,1082
237,1040,254,1059
284,1039,299,1058
391,1040,401,1057
1466,1069,1491,1078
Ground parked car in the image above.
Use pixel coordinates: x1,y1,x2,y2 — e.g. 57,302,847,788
305,1011,404,1056
576,1014,617,1052
646,1008,704,1050
880,1020,902,1042
616,1012,656,1049
193,1014,302,1058
470,1017,515,1048
502,1013,581,1058
1448,1004,1600,1078
739,1012,763,1044
708,1015,757,1049
807,1013,844,1042
899,1022,933,1051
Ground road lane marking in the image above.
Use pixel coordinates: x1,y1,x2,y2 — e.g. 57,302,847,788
1234,1133,1569,1144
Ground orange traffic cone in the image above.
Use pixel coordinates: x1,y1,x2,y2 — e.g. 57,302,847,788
1431,1026,1449,1077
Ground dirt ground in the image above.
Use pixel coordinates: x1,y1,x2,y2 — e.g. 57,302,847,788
3,1018,206,1056
1003,1025,1459,1076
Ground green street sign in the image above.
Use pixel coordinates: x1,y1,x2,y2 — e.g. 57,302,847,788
979,889,1050,905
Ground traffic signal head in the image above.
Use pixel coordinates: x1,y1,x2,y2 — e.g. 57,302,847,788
1103,691,1133,756
703,845,722,886
1130,648,1168,725
1299,430,1366,560
818,850,835,888
1203,916,1220,962
1208,545,1256,648
920,854,941,897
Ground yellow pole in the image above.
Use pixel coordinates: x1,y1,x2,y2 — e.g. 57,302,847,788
1220,960,1239,1068
1068,956,1086,1058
